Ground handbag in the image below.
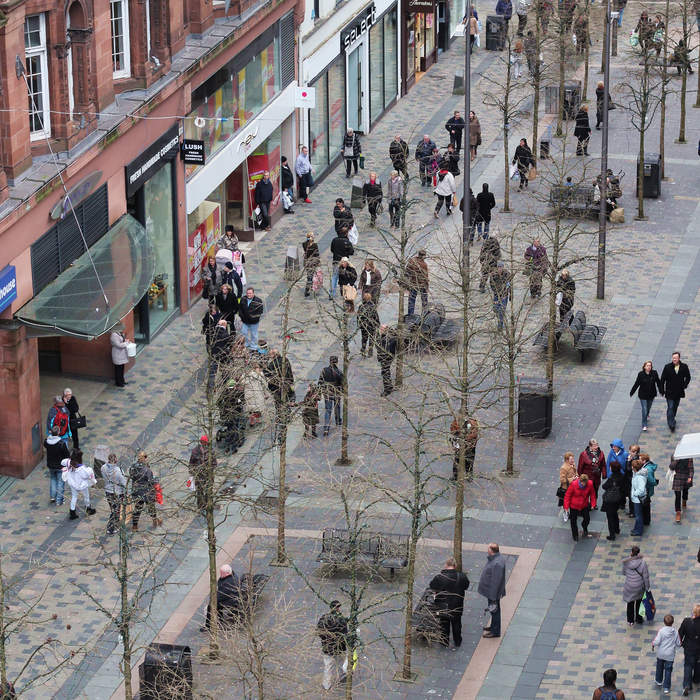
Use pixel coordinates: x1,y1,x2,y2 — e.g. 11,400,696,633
74,413,87,429
343,285,358,301
154,482,164,505
640,590,656,621
452,193,458,207
347,223,359,246
312,268,324,292
475,33,481,47
344,145,355,158
528,166,538,181
630,30,639,47
509,163,519,180
556,486,567,499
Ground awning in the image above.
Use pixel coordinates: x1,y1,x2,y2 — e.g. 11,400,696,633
15,214,155,339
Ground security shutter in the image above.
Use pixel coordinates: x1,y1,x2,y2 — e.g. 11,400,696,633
31,184,109,295
280,12,295,89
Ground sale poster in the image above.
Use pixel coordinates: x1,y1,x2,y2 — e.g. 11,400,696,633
187,203,220,302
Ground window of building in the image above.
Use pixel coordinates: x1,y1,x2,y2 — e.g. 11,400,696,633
24,14,51,140
110,0,131,77
309,73,329,171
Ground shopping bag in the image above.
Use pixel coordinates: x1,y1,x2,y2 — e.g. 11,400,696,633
475,33,481,47
186,477,196,491
452,194,458,208
154,483,164,505
510,163,519,180
630,31,639,47
528,166,538,181
348,223,359,246
609,207,625,223
253,206,263,227
640,590,656,621
343,285,358,301
312,268,323,292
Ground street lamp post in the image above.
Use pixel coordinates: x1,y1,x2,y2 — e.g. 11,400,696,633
596,0,612,300
462,3,472,262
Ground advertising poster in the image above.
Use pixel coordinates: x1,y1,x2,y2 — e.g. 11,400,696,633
247,144,281,216
187,203,220,302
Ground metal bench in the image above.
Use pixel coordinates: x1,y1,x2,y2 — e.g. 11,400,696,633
533,311,573,350
316,528,409,578
549,185,597,217
570,310,606,361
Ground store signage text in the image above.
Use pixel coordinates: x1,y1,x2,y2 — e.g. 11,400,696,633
125,125,180,197
181,139,206,164
406,0,435,12
49,171,102,221
0,265,17,313
341,4,377,51
237,127,260,151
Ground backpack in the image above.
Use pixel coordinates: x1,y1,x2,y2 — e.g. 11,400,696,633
598,689,618,700
52,409,69,436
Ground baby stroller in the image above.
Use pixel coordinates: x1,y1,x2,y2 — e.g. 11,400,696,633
216,380,246,453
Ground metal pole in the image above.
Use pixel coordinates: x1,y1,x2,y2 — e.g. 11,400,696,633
462,2,472,262
596,0,611,300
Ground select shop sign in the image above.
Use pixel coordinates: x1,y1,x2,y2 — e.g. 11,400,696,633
341,4,377,51
0,265,17,313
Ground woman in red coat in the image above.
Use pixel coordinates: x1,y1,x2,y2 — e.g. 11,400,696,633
578,438,606,507
563,473,597,541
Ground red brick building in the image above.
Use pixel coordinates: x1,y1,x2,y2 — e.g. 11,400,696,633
0,0,302,477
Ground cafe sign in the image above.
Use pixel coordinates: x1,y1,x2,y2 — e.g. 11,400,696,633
49,171,103,221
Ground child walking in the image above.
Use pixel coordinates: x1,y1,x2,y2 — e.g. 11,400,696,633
61,450,96,520
652,614,681,694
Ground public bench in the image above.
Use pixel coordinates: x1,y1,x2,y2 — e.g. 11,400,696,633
533,310,606,361
549,184,600,218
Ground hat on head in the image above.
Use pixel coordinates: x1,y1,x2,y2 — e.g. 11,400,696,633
200,435,210,443
225,262,233,270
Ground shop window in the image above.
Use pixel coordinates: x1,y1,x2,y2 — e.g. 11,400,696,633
369,21,384,124
110,0,131,77
384,11,398,106
449,0,466,38
309,74,329,172
24,14,51,140
328,59,345,157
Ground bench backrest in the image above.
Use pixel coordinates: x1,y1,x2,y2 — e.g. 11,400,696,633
573,310,587,328
549,184,595,206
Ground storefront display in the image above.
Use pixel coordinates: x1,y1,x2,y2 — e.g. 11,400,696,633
187,201,221,301
448,0,466,41
402,0,437,93
369,9,399,126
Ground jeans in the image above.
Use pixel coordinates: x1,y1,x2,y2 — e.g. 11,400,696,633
322,654,348,690
49,470,65,504
439,613,463,646
70,487,90,511
389,198,401,227
631,500,644,535
257,201,270,228
407,288,428,315
324,398,341,430
683,649,700,691
487,600,501,636
493,296,508,329
640,398,653,427
666,397,680,429
656,658,674,691
569,506,590,539
617,7,624,26
475,220,490,238
627,599,643,623
418,162,430,185
674,487,689,511
331,263,340,298
240,322,259,350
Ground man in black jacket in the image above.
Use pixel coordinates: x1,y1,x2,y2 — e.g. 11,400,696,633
429,557,470,647
479,236,501,292
415,135,437,186
280,156,294,213
44,425,70,505
239,287,264,351
377,325,398,396
358,292,380,357
389,134,409,176
317,600,348,690
679,604,700,695
202,564,241,630
319,356,344,436
333,198,354,234
660,352,692,432
445,110,466,152
330,230,354,299
362,172,383,227
254,170,273,230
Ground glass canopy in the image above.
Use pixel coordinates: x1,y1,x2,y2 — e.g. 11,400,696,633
15,214,155,339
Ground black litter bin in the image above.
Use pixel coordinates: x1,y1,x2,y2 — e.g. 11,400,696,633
139,644,193,700
562,81,581,120
485,16,506,51
517,378,552,438
637,152,661,198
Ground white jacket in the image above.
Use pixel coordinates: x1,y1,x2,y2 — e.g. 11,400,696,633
62,461,95,491
434,171,456,197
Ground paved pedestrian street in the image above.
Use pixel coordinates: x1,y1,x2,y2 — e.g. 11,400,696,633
2,7,700,699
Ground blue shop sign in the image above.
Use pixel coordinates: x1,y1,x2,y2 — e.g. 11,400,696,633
0,265,16,313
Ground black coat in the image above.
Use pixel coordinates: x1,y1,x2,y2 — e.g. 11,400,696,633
319,364,344,399
601,470,625,511
239,296,264,325
130,462,156,501
679,616,700,654
660,361,691,399
317,611,348,656
333,205,354,234
302,240,320,267
217,573,241,609
513,144,534,172
479,237,501,267
254,179,273,205
330,235,354,262
211,325,232,361
264,355,294,399
362,180,383,205
429,568,469,614
476,191,496,222
377,330,397,364
64,395,80,433
222,268,243,298
215,290,238,319
338,265,357,288
281,164,294,190
342,132,361,159
630,369,662,400
574,109,591,138
357,300,380,332
415,139,437,164
443,152,460,176
201,310,221,346
445,116,466,139
44,436,70,470
389,139,408,167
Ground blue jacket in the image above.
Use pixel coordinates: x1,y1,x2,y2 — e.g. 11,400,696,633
496,0,513,19
644,460,658,496
607,440,628,475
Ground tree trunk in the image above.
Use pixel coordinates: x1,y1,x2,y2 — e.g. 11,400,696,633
506,344,515,474
637,112,646,219
502,53,512,213
395,184,408,388
659,0,670,176
0,555,8,698
119,515,133,700
678,67,687,142
582,2,590,101
612,20,618,56
545,223,560,393
338,312,351,465
532,20,541,153
556,30,566,136
401,515,419,679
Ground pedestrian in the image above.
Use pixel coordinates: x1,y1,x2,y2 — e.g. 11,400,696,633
478,543,506,638
450,414,479,481
357,292,380,358
636,11,654,51
630,460,647,536
629,361,662,431
475,183,496,239
659,351,691,433
669,457,694,523
102,453,126,536
429,557,470,647
358,259,382,304
512,138,535,190
415,135,437,187
516,0,530,35
317,600,348,690
653,614,682,694
639,452,658,526
294,145,313,203
434,165,456,218
578,438,606,503
61,388,81,450
362,171,383,227
341,128,361,177
201,255,220,301
607,439,629,484
574,12,588,55
264,349,295,441
428,147,441,186
489,261,511,330
558,451,578,513
319,356,343,436
44,425,69,506
46,396,71,445
512,40,524,79
201,302,221,348
215,283,238,321
202,564,242,631
459,188,479,243
595,81,610,129
189,436,215,513
330,227,354,299
524,30,537,74
555,268,575,321
468,10,478,52
563,472,596,540
377,325,398,397
333,198,354,235
405,250,429,316
443,143,461,176
302,232,320,298
221,260,243,298
602,461,625,540
496,0,513,29
110,323,131,387
524,238,548,298
218,224,240,252
445,110,466,152
238,287,264,351
622,545,650,625
592,669,626,699
387,170,403,227
574,105,591,156
671,39,695,75
130,451,162,531
679,604,700,696
389,134,409,176
280,156,295,213
253,170,273,231
478,235,501,293
302,383,320,439
337,258,357,301
208,319,232,392
62,450,96,520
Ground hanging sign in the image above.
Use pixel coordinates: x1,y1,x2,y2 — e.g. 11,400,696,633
340,4,377,51
0,265,17,313
49,171,103,221
295,86,316,108
181,139,206,164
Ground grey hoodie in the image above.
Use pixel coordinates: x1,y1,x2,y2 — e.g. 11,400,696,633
653,625,681,661
102,462,127,495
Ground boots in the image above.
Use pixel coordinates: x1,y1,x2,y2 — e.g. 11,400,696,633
86,507,96,515
682,500,688,509
152,517,163,528
675,511,681,523
69,509,79,520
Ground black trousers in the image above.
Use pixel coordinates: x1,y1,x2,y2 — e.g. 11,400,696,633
360,327,376,353
345,158,358,176
450,133,463,152
388,198,401,227
368,201,380,223
453,449,475,480
627,599,644,624
114,363,126,387
132,497,156,527
675,488,689,511
439,613,462,646
71,425,80,449
642,495,652,525
605,507,620,537
569,507,590,539
435,195,452,214
380,360,393,393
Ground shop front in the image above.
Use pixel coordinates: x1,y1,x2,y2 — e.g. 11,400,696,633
402,0,437,94
125,124,180,345
305,0,399,178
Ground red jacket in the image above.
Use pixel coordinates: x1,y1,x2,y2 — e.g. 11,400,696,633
564,478,597,510
578,448,607,482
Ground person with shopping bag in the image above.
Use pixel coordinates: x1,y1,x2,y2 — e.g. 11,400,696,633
434,167,457,218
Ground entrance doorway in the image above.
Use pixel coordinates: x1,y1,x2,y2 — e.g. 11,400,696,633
346,38,368,133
